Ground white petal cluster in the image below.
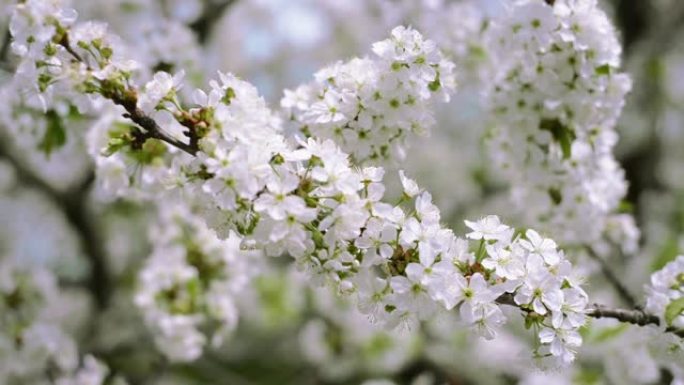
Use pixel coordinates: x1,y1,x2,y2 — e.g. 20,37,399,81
646,256,684,329
134,207,258,362
281,26,455,165
172,72,287,236
10,0,135,112
122,67,585,365
7,3,590,367
0,258,122,384
483,0,635,246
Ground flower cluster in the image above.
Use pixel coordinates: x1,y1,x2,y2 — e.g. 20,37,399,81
0,258,122,385
646,256,684,329
10,0,135,111
281,25,455,165
85,104,185,201
134,208,258,362
8,0,588,367
483,0,634,246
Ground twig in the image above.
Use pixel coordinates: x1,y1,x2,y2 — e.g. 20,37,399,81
586,304,684,339
585,246,638,308
497,294,684,339
121,108,198,156
56,36,199,156
189,0,238,44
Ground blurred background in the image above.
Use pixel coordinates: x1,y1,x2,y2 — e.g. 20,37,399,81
1,0,684,384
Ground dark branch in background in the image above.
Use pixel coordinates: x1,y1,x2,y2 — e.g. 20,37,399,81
613,0,652,54
0,27,113,310
0,27,11,69
585,246,638,307
616,1,684,221
497,294,684,339
0,145,111,310
190,0,238,44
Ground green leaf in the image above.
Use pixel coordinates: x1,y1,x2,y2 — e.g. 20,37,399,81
548,187,562,205
574,368,603,385
524,315,534,330
617,200,634,214
428,76,441,92
38,110,67,157
129,139,167,165
590,324,629,343
665,297,684,326
652,236,679,272
595,64,611,76
540,118,576,160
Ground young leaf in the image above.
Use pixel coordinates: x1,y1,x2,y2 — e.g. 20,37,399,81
540,118,576,160
38,110,67,156
665,297,684,326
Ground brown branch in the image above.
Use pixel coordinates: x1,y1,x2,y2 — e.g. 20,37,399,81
121,108,198,156
56,37,199,156
497,294,684,339
586,304,684,339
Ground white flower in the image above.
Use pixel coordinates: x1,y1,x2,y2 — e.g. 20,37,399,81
355,217,396,266
399,170,420,198
645,255,684,328
447,273,497,317
520,229,560,265
463,302,506,340
551,288,588,329
539,326,582,364
389,267,438,320
482,244,526,280
464,215,511,241
138,71,185,114
254,172,313,221
400,217,440,266
514,262,563,315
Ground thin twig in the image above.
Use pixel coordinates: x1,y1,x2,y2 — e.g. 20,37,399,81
585,246,638,308
586,304,684,339
121,108,198,156
56,36,199,156
497,294,684,339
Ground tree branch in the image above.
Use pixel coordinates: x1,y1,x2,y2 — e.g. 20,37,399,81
586,304,684,339
121,107,198,156
56,38,199,156
497,294,684,339
585,246,638,307
0,146,111,309
189,0,238,44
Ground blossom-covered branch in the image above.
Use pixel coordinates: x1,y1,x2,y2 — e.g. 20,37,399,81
281,26,455,165
482,0,638,253
7,0,684,374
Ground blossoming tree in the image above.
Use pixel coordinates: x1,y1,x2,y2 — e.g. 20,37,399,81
1,0,684,384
